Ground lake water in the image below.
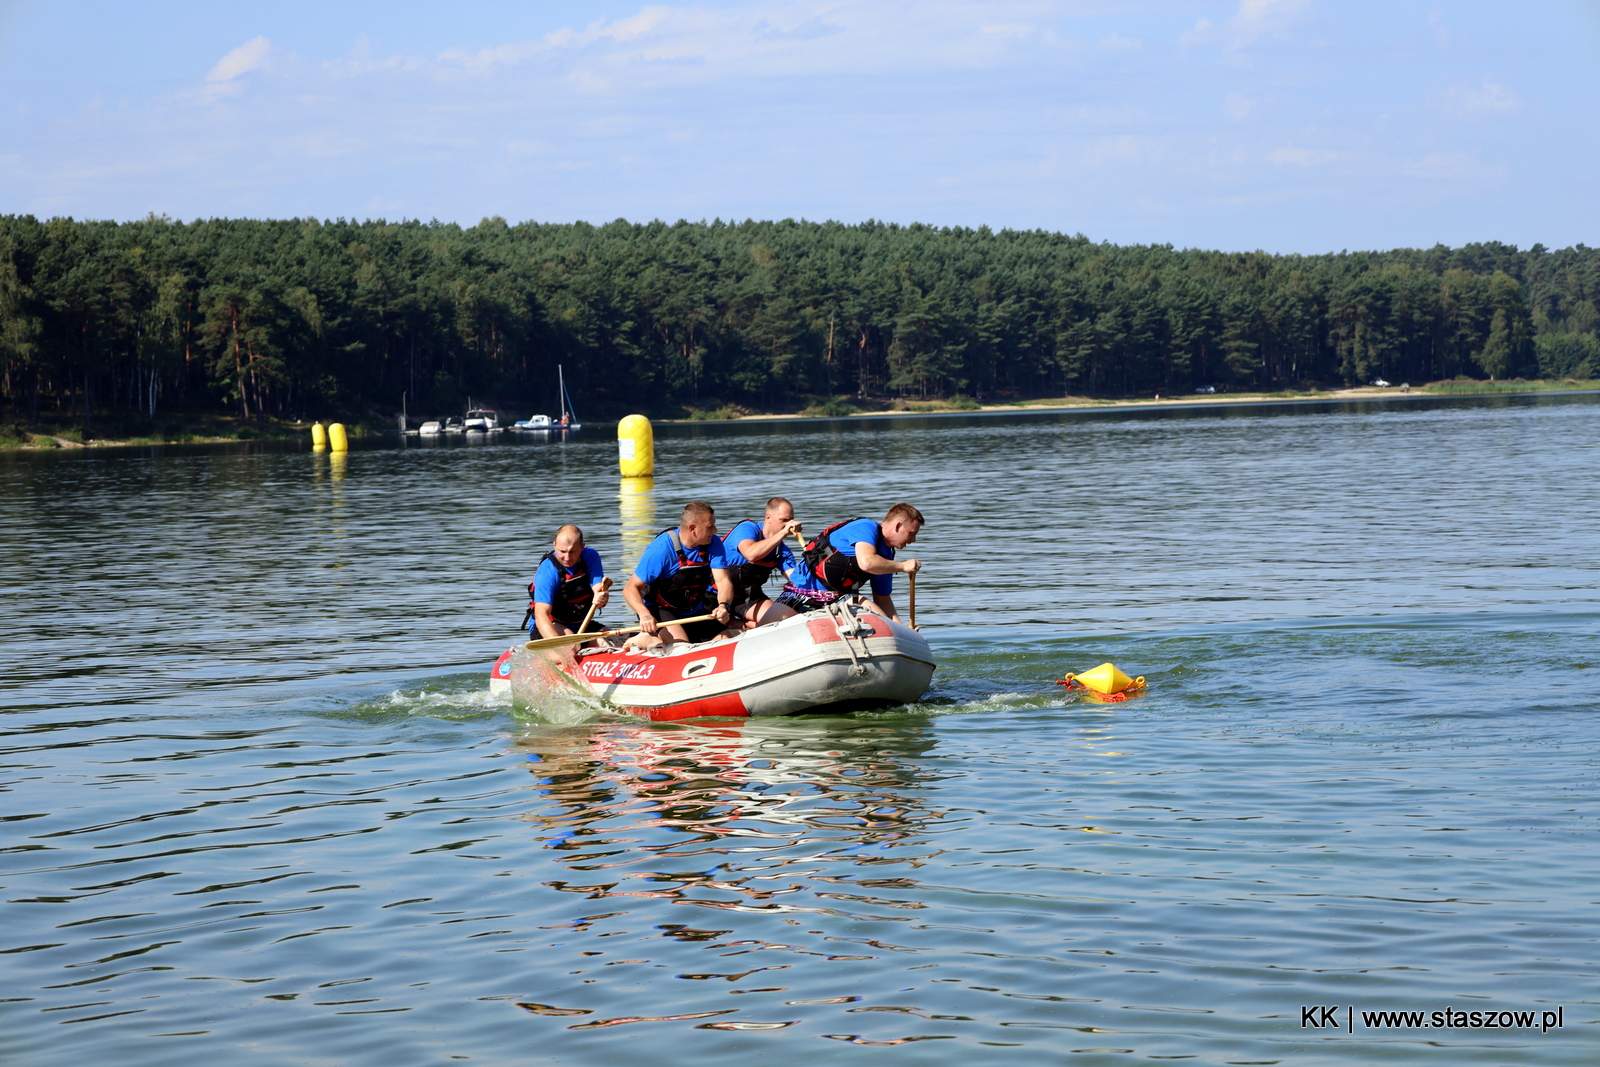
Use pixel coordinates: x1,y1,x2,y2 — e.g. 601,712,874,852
3,395,1597,1065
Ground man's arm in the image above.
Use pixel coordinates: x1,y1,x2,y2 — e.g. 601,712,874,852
623,575,658,634
854,541,919,576
738,520,801,564
872,593,901,622
710,568,734,626
532,602,570,640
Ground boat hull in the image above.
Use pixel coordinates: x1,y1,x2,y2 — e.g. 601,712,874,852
489,602,934,720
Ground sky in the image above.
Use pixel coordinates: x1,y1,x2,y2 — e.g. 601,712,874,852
1,0,1597,253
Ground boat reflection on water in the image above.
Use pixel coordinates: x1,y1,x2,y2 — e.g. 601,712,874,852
508,719,945,904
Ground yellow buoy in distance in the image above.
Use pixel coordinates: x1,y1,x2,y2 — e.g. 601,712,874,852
328,423,349,452
311,422,327,450
617,414,654,477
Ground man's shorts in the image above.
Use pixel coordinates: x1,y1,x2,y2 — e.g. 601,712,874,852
728,586,774,625
649,605,725,643
775,585,843,614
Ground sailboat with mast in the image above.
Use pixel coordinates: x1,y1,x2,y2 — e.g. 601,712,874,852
512,364,583,433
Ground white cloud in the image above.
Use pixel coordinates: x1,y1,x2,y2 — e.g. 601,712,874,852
1224,93,1256,121
1098,32,1141,51
1447,77,1518,115
1402,151,1476,177
207,36,273,83
1269,147,1347,166
1182,0,1307,51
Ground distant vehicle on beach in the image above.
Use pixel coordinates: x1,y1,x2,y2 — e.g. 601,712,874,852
1194,385,1216,394
1372,378,1391,387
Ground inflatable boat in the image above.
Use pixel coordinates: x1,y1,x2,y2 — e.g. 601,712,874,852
488,599,935,721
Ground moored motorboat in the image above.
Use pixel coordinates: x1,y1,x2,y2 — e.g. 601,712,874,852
417,419,442,436
464,408,502,432
512,414,553,432
489,599,934,720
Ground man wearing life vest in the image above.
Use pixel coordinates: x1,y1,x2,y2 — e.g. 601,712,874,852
764,503,924,627
623,501,736,647
722,496,804,628
527,525,610,640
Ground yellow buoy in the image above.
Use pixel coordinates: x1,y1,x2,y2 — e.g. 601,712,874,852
328,423,349,452
311,422,327,450
617,414,654,477
1059,662,1146,702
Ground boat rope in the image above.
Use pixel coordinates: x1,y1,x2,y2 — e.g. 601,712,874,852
827,600,869,677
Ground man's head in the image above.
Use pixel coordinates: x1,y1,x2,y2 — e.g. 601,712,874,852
881,503,924,549
679,501,717,547
551,524,585,567
764,496,794,532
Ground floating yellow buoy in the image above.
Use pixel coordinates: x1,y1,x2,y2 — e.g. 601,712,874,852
311,422,327,450
1058,662,1147,703
328,423,349,452
617,414,653,477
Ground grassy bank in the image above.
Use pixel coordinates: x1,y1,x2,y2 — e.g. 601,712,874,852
667,379,1600,423
0,413,390,450
1422,378,1600,395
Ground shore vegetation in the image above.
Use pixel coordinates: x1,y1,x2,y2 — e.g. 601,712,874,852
2,216,1597,441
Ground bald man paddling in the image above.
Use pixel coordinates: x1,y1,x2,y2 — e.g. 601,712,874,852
623,501,736,648
527,524,610,641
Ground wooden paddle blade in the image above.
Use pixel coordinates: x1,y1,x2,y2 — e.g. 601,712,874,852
523,630,609,652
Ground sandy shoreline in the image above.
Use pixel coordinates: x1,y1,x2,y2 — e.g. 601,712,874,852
7,385,1594,448
667,384,1599,423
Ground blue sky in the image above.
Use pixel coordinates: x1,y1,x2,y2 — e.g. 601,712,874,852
1,1,1596,252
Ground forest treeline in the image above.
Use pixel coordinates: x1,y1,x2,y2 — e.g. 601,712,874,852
2,213,1598,426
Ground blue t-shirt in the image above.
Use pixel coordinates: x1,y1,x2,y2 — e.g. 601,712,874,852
790,518,896,596
532,546,604,606
829,518,895,597
724,519,799,579
634,530,728,597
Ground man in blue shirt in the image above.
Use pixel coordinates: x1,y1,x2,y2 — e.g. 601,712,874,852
527,524,609,640
622,501,735,646
722,496,803,628
766,503,924,627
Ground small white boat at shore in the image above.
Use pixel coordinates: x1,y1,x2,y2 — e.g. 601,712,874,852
418,420,442,436
464,408,502,432
512,414,553,432
489,600,934,721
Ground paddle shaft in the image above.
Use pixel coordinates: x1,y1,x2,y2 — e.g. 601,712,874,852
523,611,721,651
576,576,612,634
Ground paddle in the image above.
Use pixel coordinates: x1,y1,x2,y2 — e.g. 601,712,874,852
908,570,916,629
522,612,721,652
576,576,612,634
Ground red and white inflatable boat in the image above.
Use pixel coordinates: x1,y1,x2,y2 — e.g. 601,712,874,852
488,599,935,721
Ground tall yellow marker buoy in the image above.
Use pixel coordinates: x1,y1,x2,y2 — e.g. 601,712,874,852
311,422,327,451
617,415,653,478
328,423,349,452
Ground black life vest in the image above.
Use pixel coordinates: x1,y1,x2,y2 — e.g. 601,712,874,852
646,528,716,613
801,518,882,594
525,551,593,628
730,519,781,600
